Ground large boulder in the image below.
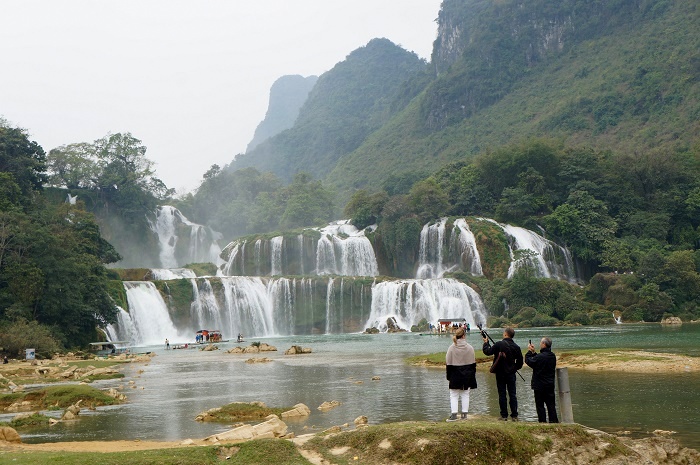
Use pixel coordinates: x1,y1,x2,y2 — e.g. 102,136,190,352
660,317,682,325
281,403,311,418
0,426,21,443
204,415,287,443
318,400,341,411
285,345,312,355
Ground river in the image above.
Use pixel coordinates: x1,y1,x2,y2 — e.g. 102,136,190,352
10,323,700,450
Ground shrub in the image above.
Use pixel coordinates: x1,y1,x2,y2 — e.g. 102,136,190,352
0,319,62,358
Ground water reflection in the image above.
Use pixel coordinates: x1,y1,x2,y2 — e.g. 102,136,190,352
12,324,700,449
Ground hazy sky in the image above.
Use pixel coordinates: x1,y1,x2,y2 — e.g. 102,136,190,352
1,1,442,194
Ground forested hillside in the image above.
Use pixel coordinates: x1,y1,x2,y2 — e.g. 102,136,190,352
327,0,699,192
0,124,123,354
229,38,429,181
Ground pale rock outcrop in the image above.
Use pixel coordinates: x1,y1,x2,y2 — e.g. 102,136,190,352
281,403,311,418
285,345,312,355
195,407,222,422
6,400,32,412
318,400,341,411
204,414,287,444
59,366,79,378
105,387,127,401
81,367,119,378
201,344,219,351
62,400,82,420
660,317,682,325
354,415,368,425
0,426,21,443
245,357,273,364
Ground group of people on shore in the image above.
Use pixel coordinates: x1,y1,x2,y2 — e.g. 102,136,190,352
445,326,559,423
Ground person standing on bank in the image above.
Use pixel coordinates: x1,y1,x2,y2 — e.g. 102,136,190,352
525,337,559,423
445,327,477,421
482,327,523,421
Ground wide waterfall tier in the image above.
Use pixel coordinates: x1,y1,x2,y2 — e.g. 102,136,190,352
415,217,579,283
221,220,379,277
365,278,487,332
150,206,223,268
107,276,487,342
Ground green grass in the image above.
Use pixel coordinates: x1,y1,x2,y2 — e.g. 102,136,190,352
304,420,629,465
200,402,290,422
0,440,311,465
405,352,492,367
0,385,122,411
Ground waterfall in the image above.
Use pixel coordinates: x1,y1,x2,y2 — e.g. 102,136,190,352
365,278,487,332
122,282,186,345
150,206,223,268
416,218,447,278
222,220,378,277
502,224,577,282
190,279,224,332
153,206,179,268
150,268,197,280
315,221,378,276
453,219,483,276
416,218,484,278
221,277,277,337
105,307,137,343
270,236,283,275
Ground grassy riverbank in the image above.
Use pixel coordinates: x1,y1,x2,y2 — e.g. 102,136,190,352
406,348,700,373
2,418,698,464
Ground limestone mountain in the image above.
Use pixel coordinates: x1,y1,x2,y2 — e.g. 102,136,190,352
229,37,429,182
326,0,699,193
246,74,318,153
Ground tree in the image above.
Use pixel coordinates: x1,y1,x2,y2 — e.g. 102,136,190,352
0,125,46,200
544,190,617,262
408,178,449,222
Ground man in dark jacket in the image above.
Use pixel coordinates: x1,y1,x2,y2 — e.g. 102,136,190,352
525,337,559,423
482,327,523,421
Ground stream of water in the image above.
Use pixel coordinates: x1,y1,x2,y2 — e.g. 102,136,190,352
9,323,700,449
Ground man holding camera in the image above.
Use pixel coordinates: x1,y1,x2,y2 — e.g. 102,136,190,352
525,337,559,423
482,327,523,421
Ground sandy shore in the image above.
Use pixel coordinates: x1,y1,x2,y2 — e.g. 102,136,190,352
557,350,700,373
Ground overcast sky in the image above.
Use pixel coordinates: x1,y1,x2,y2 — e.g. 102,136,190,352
1,1,442,194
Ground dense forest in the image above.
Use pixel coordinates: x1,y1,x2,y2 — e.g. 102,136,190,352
1,0,699,354
0,124,171,355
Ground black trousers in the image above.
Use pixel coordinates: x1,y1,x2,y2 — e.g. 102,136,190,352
496,372,518,418
534,388,559,423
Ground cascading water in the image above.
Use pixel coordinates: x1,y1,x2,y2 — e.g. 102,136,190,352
114,217,580,339
416,218,484,278
150,206,223,268
222,220,378,277
117,282,187,345
104,307,137,342
416,218,447,278
150,268,197,280
501,224,578,282
364,278,487,332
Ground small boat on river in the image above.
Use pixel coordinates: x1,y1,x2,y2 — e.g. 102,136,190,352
89,341,131,356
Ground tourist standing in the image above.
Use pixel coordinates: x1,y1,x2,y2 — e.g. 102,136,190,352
445,327,477,421
525,337,559,423
165,338,170,350
482,327,523,421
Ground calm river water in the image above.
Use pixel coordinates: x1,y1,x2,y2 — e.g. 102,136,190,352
9,323,700,449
